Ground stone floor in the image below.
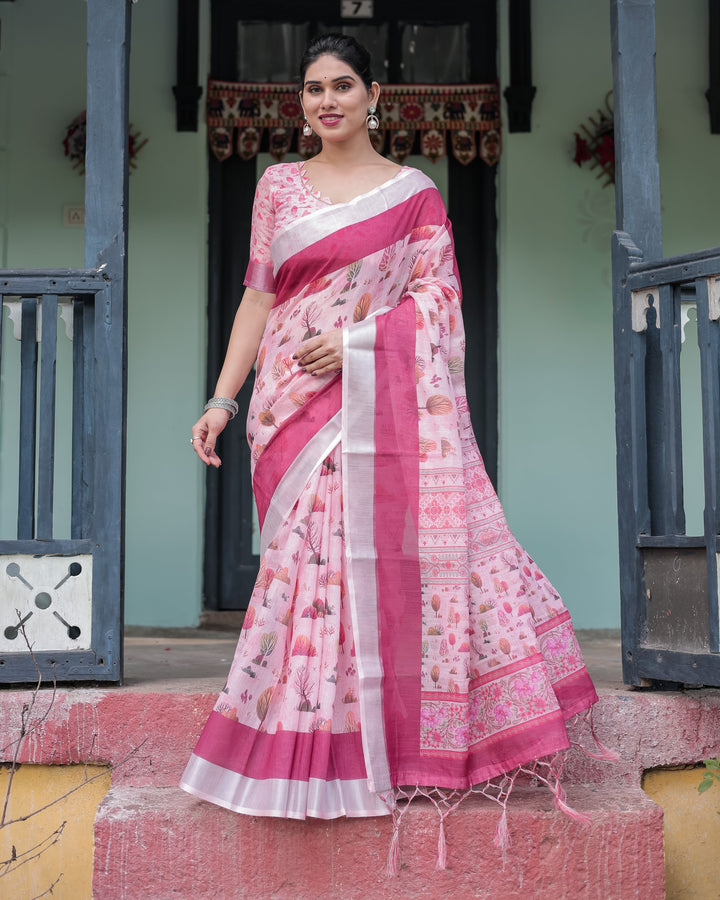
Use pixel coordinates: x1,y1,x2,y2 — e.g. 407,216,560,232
121,626,626,692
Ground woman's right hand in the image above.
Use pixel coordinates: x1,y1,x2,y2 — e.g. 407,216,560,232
191,409,231,467
191,287,274,468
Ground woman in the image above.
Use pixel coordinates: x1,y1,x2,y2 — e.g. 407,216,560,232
181,33,605,864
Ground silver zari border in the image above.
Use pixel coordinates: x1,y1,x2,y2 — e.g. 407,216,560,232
341,317,391,794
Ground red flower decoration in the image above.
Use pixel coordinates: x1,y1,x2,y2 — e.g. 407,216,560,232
573,134,592,167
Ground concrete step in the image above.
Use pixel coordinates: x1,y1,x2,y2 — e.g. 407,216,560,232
92,783,664,900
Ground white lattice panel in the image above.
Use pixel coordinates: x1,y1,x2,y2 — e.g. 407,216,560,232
1,554,92,653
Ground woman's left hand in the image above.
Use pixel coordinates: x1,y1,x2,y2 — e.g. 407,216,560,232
293,328,343,376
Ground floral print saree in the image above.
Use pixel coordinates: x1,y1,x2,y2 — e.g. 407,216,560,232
181,163,602,850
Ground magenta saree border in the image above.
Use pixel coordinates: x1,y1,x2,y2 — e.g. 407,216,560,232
191,711,368,780
341,298,424,793
253,375,342,529
371,302,423,785
274,188,447,305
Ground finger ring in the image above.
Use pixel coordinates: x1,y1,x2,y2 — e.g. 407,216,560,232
190,436,199,444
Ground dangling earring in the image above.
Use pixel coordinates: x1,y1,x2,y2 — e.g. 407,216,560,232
366,105,379,130
302,117,312,137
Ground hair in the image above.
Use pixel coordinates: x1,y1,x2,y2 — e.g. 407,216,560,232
299,33,374,91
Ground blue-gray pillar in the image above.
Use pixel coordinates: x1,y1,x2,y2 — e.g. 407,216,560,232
84,0,131,681
611,0,663,683
611,0,662,258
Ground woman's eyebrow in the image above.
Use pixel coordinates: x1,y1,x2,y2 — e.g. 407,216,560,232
304,74,357,87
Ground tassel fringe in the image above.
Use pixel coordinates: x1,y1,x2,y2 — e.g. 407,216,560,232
380,707,617,875
492,806,510,851
386,820,400,877
435,816,447,871
588,708,621,762
553,793,593,825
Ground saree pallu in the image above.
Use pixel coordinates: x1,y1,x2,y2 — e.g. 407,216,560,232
181,168,603,844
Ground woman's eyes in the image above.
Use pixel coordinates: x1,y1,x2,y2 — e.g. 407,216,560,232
307,83,352,94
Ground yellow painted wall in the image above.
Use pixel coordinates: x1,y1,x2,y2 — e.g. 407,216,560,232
0,764,111,900
644,766,720,899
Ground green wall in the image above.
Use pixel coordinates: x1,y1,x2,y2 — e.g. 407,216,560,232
1,1,718,629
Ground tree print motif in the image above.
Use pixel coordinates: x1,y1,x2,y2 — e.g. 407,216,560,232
301,301,321,339
422,394,453,416
337,260,361,299
292,635,317,657
353,293,372,322
252,631,278,667
242,606,255,637
256,686,274,723
294,667,315,712
304,520,325,565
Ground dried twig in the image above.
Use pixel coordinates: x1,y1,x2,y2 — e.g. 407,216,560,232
0,613,58,759
0,822,65,878
31,872,63,900
0,613,56,828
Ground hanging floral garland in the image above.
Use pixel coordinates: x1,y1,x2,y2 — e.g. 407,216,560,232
63,111,148,175
572,92,614,187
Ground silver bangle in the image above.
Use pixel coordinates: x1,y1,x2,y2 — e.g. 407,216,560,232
204,396,239,420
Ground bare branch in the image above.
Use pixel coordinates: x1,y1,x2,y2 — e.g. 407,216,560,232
0,821,65,869
1,616,54,827
0,822,65,878
31,872,63,900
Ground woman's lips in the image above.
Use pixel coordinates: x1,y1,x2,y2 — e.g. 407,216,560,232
319,115,343,126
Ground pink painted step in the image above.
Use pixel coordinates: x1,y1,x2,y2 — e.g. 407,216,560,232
3,688,719,788
93,783,663,900
4,686,720,896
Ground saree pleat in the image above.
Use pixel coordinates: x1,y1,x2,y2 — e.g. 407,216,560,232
181,163,600,823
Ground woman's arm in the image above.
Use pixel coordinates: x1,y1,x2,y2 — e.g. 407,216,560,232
192,287,276,467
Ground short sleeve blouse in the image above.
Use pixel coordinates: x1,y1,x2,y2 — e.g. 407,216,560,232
244,169,277,294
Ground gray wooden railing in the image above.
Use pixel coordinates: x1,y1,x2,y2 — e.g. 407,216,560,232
0,0,129,683
0,271,125,680
613,238,720,684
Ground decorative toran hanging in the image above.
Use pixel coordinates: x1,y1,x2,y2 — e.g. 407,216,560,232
206,79,502,167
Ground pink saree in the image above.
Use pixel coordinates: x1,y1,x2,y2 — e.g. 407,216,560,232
181,163,602,851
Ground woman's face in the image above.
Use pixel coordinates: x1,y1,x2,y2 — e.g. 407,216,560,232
300,53,378,142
